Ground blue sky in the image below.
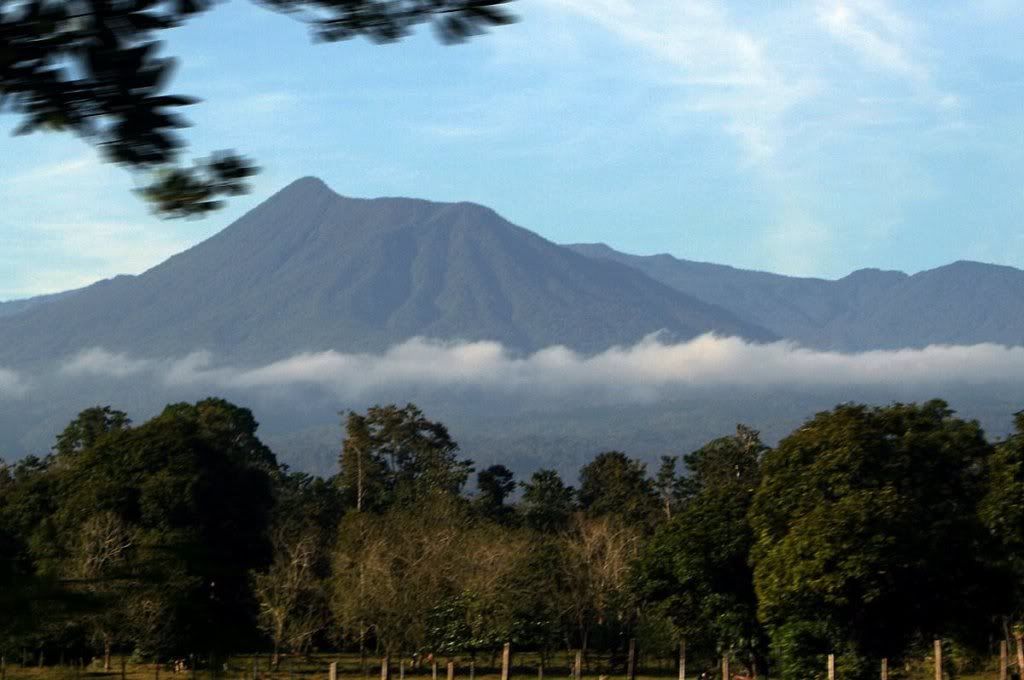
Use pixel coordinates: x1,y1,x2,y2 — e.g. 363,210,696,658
2,0,1023,300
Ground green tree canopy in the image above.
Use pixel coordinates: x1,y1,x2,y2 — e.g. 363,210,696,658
338,403,473,512
578,451,656,527
750,400,1000,679
637,426,768,677
473,464,516,524
53,406,131,458
980,411,1024,668
28,399,279,656
519,468,574,532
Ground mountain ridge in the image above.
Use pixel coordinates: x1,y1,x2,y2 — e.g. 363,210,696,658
0,178,773,367
567,243,1024,350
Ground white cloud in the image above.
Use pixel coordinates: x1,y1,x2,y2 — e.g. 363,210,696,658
817,0,927,82
61,348,156,379
539,0,813,163
0,143,193,299
0,367,27,399
57,336,1024,404
815,0,959,115
8,154,97,184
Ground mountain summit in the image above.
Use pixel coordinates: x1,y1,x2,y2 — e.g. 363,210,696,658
0,178,772,366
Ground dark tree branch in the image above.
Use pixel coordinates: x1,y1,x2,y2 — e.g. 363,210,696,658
0,0,516,217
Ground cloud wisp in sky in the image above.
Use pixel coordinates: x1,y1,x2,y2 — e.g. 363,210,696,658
541,0,809,163
57,335,1024,403
0,367,27,399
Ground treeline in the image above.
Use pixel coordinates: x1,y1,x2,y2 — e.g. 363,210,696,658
0,399,1022,679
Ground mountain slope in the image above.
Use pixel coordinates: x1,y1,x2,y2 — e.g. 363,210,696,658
568,243,1024,350
0,289,80,319
0,179,772,367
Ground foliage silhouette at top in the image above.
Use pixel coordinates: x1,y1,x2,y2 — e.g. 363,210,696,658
0,0,516,217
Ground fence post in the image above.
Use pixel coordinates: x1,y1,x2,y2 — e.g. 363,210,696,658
881,657,888,680
330,661,338,680
827,654,835,680
433,660,438,680
626,639,636,680
934,640,942,680
382,657,391,680
721,656,728,680
470,660,475,680
678,641,685,680
447,661,455,680
501,643,511,680
999,640,1008,680
574,651,582,680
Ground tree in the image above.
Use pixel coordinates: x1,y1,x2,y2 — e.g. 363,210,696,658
1,0,516,216
474,464,516,524
331,494,469,655
637,426,768,677
0,458,56,646
981,411,1024,674
35,399,278,657
578,451,656,527
53,406,131,458
559,515,641,658
750,401,999,680
68,511,140,670
338,403,473,511
0,455,79,653
338,410,389,512
252,473,341,667
519,469,574,532
652,455,681,521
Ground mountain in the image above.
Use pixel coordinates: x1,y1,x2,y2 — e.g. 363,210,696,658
3,180,1024,472
0,289,80,319
568,243,1024,350
0,178,772,367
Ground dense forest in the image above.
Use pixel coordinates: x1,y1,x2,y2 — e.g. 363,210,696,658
1,398,1022,680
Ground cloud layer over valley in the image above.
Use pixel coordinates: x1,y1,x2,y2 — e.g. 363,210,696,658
52,335,1024,402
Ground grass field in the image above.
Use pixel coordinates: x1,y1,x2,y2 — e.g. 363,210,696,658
0,651,1008,680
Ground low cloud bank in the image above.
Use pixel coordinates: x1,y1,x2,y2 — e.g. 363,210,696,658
57,335,1024,400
